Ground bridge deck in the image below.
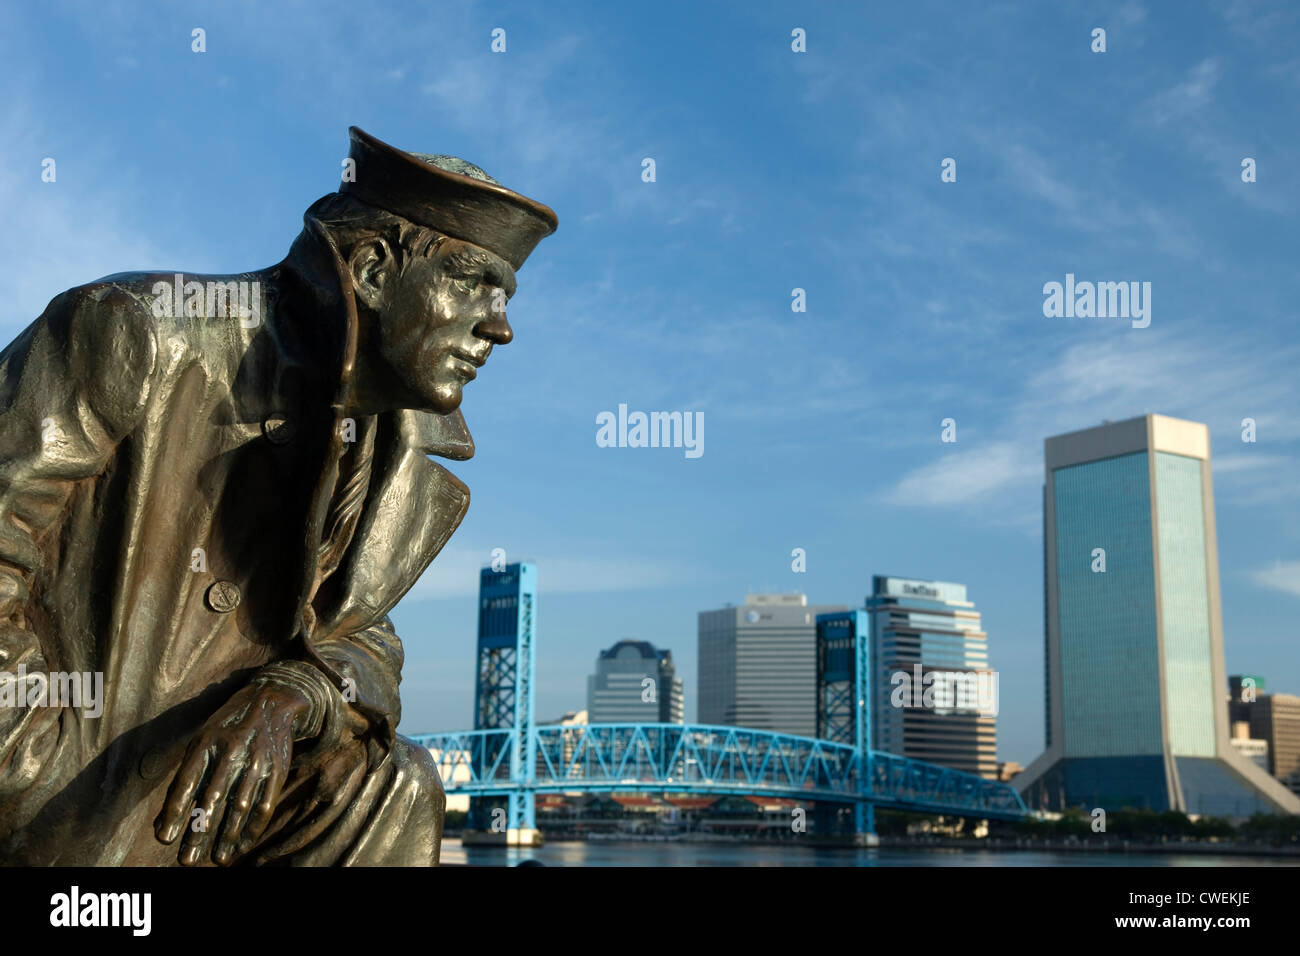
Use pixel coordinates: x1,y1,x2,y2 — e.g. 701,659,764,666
410,723,1026,820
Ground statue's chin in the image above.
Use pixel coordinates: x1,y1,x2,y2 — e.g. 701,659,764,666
378,366,463,416
422,381,464,416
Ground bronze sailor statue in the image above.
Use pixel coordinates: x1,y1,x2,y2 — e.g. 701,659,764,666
0,128,556,865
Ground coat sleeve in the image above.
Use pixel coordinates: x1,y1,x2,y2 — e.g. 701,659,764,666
0,286,156,793
252,616,404,757
310,616,405,743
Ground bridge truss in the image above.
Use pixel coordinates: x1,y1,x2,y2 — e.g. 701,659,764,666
411,722,1027,826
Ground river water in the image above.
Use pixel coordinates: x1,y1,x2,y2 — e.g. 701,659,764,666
441,838,1293,867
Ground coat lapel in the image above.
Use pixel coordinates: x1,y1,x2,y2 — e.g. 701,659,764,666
311,407,472,641
289,216,475,645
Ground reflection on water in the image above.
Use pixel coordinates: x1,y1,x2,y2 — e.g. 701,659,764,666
441,838,1293,867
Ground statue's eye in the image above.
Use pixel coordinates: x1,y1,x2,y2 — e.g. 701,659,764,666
452,275,480,293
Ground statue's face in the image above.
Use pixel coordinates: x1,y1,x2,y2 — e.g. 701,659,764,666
376,236,517,414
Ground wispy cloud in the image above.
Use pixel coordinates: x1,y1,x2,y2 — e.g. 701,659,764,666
1216,0,1300,48
883,441,1038,507
979,138,1207,258
1251,560,1300,598
1140,58,1221,126
1212,452,1291,473
1116,1,1149,28
417,33,596,171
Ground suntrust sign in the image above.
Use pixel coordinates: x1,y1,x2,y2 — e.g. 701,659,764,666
879,577,966,604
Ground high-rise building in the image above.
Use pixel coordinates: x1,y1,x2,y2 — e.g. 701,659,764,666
865,576,998,779
1227,675,1300,794
586,640,684,723
1016,415,1300,815
699,593,848,737
1246,693,1300,796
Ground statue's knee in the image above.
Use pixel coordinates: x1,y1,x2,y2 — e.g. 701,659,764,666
392,736,446,817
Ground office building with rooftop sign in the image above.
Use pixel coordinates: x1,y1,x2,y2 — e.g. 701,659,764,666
865,576,998,779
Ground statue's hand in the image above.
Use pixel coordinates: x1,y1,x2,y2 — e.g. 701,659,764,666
154,681,311,865
0,621,58,770
0,620,47,680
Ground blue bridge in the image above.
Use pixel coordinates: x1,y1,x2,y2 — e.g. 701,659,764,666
412,564,1028,843
411,723,1026,825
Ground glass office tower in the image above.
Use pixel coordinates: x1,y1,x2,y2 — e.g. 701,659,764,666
865,577,998,779
1016,415,1300,816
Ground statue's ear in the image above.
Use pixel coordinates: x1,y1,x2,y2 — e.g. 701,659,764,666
348,237,396,311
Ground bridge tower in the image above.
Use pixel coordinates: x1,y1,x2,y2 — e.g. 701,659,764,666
466,562,539,846
816,610,876,845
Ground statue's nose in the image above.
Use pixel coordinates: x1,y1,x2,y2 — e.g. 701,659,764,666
474,310,513,346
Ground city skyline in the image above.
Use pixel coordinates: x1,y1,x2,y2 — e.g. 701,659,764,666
409,419,1296,778
395,399,1296,769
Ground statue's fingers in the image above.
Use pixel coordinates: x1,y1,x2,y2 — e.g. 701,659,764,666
241,752,289,848
213,757,268,865
179,748,240,865
155,743,211,844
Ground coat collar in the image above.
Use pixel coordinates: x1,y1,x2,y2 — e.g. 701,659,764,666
280,217,473,647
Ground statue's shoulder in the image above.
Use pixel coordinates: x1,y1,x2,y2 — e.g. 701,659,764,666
46,267,264,361
47,272,165,347
44,273,168,339
38,275,164,424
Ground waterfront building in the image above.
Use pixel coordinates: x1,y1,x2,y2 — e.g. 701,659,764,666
865,576,998,779
1015,415,1300,815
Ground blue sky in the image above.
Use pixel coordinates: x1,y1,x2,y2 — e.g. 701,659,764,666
2,0,1297,765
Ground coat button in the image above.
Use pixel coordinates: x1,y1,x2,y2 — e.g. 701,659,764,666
139,744,173,781
263,413,293,445
206,580,241,613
